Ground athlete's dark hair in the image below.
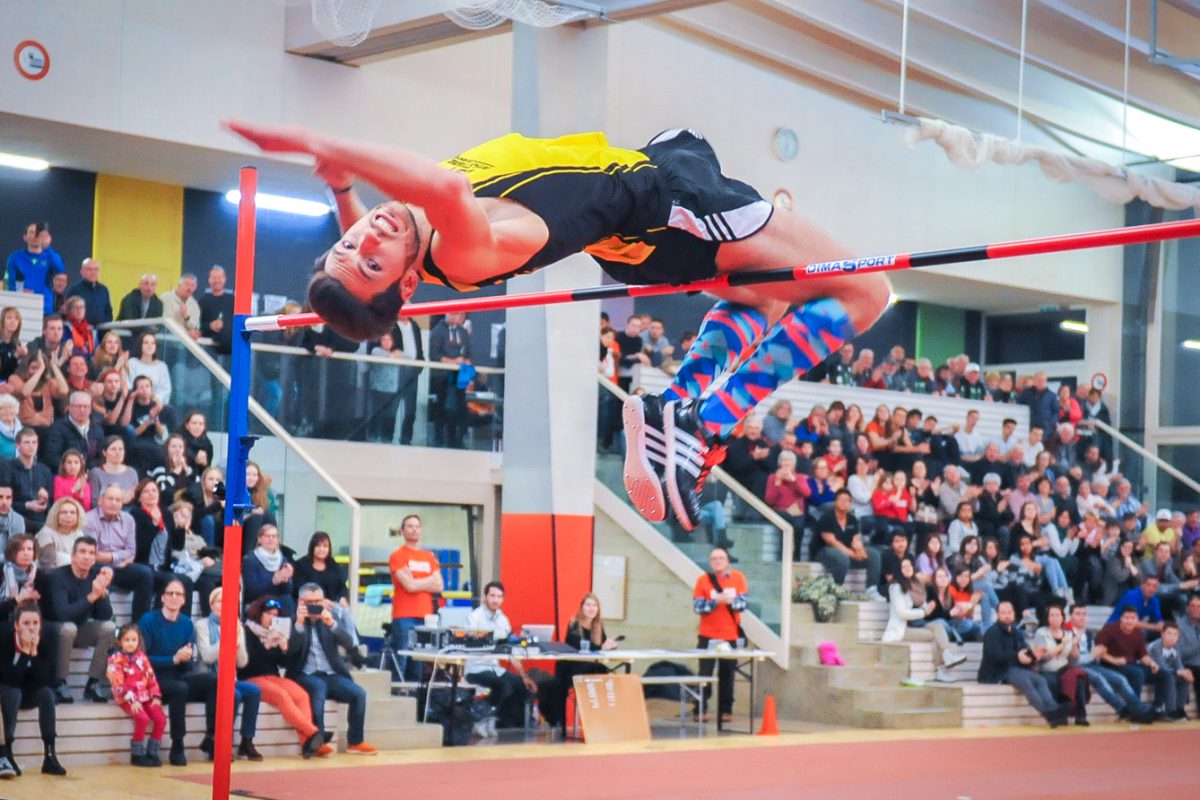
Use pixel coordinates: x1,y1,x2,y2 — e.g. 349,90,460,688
308,251,404,342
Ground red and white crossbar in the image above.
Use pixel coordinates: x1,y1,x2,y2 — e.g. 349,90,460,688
245,217,1200,331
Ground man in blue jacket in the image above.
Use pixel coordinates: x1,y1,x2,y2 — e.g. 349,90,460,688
5,223,64,313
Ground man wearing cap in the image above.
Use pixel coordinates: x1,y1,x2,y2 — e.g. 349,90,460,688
959,362,988,402
1140,509,1181,558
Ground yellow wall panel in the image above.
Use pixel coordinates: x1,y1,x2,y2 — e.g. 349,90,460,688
92,175,183,301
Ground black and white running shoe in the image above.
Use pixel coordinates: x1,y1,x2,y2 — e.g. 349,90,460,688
622,394,669,522
664,399,727,532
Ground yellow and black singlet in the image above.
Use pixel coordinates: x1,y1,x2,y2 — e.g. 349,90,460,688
422,129,772,290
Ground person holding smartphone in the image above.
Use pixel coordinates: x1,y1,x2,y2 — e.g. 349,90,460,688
692,548,748,724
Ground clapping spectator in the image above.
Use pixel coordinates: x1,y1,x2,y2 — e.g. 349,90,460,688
1033,604,1090,725
180,412,214,471
8,352,67,432
90,332,128,380
5,428,54,529
52,449,91,509
243,524,295,619
765,451,808,554
62,297,95,359
42,536,116,705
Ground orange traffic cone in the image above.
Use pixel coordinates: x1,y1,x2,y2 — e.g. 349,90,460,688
758,695,779,736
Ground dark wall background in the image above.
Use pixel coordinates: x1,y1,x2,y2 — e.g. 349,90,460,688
0,166,96,281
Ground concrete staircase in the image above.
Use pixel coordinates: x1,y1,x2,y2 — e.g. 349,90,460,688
761,600,962,729
349,669,443,751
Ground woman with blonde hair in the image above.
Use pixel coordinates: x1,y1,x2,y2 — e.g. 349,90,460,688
90,331,129,379
0,394,22,459
35,496,87,569
245,461,277,517
546,593,620,733
0,306,25,381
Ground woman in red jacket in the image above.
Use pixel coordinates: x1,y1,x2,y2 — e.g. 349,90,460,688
872,469,916,547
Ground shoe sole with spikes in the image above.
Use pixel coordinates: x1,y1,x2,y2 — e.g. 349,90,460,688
622,395,668,522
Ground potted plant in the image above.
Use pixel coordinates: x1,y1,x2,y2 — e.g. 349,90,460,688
793,573,851,622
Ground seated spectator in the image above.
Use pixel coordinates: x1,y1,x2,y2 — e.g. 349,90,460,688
954,410,985,464
915,532,947,584
0,603,67,777
126,333,171,405
992,418,1020,457
1033,604,1090,725
1057,384,1082,428
140,577,218,766
937,464,980,525
1103,538,1141,606
1142,542,1199,620
122,376,175,474
1006,534,1057,621
1184,510,1200,554
245,461,277,517
1069,604,1155,723
1107,576,1165,636
5,428,54,530
878,529,910,595
1079,445,1109,484
817,437,847,479
1030,477,1057,527
871,470,915,545
147,500,220,616
130,479,166,566
1148,622,1192,720
464,582,537,732
83,485,154,621
187,466,225,548
52,449,92,509
907,458,941,525
958,363,988,401
194,587,263,760
44,391,104,472
43,536,116,704
87,436,138,506
804,459,840,515
765,450,808,544
26,314,71,365
976,474,1013,548
1076,479,1115,521
62,297,95,360
0,485,26,550
721,418,777,502
1075,515,1117,605
1049,423,1080,473
243,524,295,619
1051,476,1079,525
949,536,1000,628
909,358,936,394
147,434,195,515
292,531,358,647
0,308,25,384
969,443,1012,489
978,600,1070,726
242,597,326,758
62,354,93,405
1044,507,1081,603
934,364,957,396
940,566,984,642
761,400,793,446
0,534,41,620
180,412,214,471
851,349,875,386
106,622,168,767
34,497,85,570
864,404,892,459
1139,509,1180,557
544,593,617,734
947,501,979,554
92,368,130,441
881,558,967,682
794,405,829,452
90,332,129,380
814,490,881,595
0,394,22,459
286,583,376,755
8,352,67,432
1096,605,1170,707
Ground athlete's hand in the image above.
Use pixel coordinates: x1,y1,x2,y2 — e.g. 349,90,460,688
314,160,356,192
224,119,319,156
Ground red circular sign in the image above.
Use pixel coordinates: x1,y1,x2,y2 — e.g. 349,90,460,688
13,40,50,81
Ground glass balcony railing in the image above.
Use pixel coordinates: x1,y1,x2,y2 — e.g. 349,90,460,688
596,377,792,646
99,318,366,606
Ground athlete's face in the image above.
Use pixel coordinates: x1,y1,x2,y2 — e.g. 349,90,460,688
325,202,420,303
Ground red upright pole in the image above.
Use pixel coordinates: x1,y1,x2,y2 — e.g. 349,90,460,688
212,167,256,800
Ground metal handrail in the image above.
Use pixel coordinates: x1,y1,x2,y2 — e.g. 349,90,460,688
250,341,505,374
1090,418,1200,497
107,318,366,612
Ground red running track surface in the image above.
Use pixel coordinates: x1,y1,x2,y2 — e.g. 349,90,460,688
179,728,1198,800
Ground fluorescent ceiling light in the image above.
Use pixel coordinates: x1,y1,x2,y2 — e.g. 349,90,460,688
0,152,49,171
1183,339,1200,351
224,190,329,217
1059,320,1088,334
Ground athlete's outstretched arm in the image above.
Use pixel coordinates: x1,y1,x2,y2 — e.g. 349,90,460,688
224,120,491,247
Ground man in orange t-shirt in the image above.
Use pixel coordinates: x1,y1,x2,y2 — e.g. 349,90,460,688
692,547,748,722
387,514,444,680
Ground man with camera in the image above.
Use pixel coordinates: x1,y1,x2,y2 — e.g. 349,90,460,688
287,583,376,755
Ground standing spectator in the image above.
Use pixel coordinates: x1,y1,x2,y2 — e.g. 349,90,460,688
692,548,747,723
43,536,116,704
139,578,219,767
427,312,472,447
613,315,648,392
287,584,376,755
194,587,263,759
198,266,235,355
977,601,1070,726
390,316,425,446
242,524,295,618
639,318,673,367
43,391,104,470
387,514,442,681
62,297,96,360
367,332,403,443
242,597,327,758
0,603,67,777
160,274,202,340
34,497,85,570
83,485,154,621
1148,622,1192,720
67,258,113,327
4,428,54,529
1018,372,1060,434
117,274,163,322
0,485,26,553
827,343,855,386
0,307,26,382
6,222,64,314
1056,384,1082,427
814,489,881,593
106,623,167,767
1078,388,1113,462
959,363,988,401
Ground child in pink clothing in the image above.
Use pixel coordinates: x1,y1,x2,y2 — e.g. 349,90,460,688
107,624,166,767
53,449,92,509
